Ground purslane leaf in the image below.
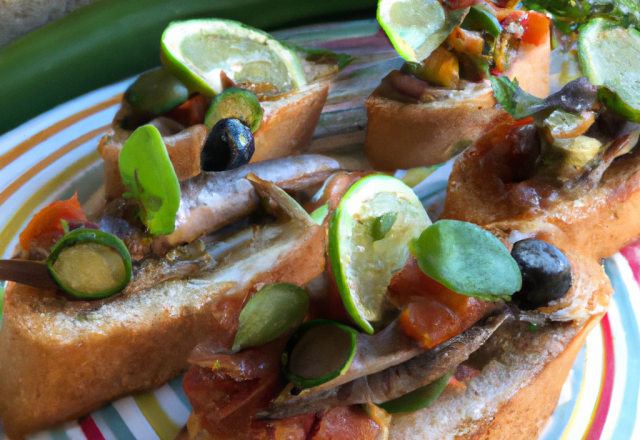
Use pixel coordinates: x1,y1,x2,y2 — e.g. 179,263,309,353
118,125,181,236
411,220,521,301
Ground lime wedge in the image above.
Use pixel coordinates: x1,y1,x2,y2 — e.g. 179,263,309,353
328,175,431,334
578,18,640,122
377,0,467,62
161,19,307,96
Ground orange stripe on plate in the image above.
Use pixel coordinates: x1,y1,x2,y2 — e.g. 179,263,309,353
0,93,120,170
0,125,109,207
0,150,102,258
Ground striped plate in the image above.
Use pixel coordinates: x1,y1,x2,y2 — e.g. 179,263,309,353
0,19,637,440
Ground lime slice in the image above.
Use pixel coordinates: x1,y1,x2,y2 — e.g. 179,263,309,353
377,0,467,62
328,175,431,334
161,19,307,96
578,18,640,122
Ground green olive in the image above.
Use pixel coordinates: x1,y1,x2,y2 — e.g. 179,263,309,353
46,229,133,299
124,67,189,114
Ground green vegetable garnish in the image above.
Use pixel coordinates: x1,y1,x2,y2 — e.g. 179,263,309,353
124,67,189,114
283,320,358,389
232,283,309,352
490,76,545,120
46,228,133,299
523,0,639,31
411,220,521,301
371,212,398,242
461,5,502,38
119,125,181,236
578,18,640,122
204,87,263,133
284,42,354,71
378,369,454,413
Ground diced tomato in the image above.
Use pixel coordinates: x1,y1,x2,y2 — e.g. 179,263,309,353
183,364,282,440
499,10,550,46
446,0,483,9
19,193,88,252
272,414,317,440
399,298,462,349
389,257,494,348
166,94,209,126
310,406,381,440
521,11,550,46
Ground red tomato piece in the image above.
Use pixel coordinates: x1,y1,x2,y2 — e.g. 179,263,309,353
166,94,209,126
521,11,550,46
19,192,87,252
389,257,494,348
310,406,381,440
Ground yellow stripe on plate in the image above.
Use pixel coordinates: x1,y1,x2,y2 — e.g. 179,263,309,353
134,392,181,440
0,150,101,258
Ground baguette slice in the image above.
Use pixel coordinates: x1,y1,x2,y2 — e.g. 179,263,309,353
100,64,336,201
364,37,551,171
387,315,600,440
0,214,325,437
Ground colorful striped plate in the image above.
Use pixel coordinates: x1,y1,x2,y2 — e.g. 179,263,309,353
0,19,637,440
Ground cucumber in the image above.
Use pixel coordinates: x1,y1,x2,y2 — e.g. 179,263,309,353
0,0,377,135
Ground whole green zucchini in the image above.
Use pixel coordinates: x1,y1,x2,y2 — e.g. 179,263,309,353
0,0,376,135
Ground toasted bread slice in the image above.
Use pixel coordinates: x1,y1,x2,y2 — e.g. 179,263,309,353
387,315,599,439
364,37,551,171
99,77,333,200
0,216,325,437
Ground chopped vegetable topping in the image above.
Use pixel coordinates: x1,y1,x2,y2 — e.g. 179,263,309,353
19,193,87,253
124,67,189,114
118,125,181,236
232,283,309,352
283,320,358,388
204,87,263,133
46,228,132,299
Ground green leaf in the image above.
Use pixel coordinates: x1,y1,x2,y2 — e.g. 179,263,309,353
490,76,545,120
371,211,398,242
118,125,180,236
411,220,521,301
232,283,309,352
379,369,455,413
284,42,354,71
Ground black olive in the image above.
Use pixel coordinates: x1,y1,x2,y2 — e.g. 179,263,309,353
201,118,255,172
511,239,572,309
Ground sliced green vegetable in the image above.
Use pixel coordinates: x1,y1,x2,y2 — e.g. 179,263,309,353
283,320,358,389
579,18,640,122
411,220,521,301
377,0,467,62
490,76,545,120
328,175,431,334
118,125,181,236
161,18,307,96
124,67,189,114
378,369,454,413
461,5,502,38
46,228,133,299
310,202,329,225
204,87,263,132
232,283,309,352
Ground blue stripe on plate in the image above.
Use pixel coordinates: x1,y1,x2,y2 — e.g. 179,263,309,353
96,405,137,440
